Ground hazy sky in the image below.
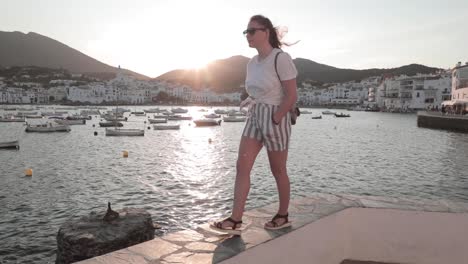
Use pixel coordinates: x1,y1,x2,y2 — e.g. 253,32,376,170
2,0,467,77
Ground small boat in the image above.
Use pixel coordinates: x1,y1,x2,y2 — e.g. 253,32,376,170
311,115,322,119
99,121,124,127
223,116,246,122
24,115,43,119
334,113,351,118
17,111,38,116
148,118,168,124
171,107,188,114
0,117,25,122
214,109,229,115
105,128,144,136
301,110,313,114
194,119,222,127
67,115,91,120
143,108,161,113
103,116,127,122
153,124,180,130
167,115,192,121
152,115,168,119
0,140,19,149
25,123,71,132
55,119,86,125
131,111,146,116
322,110,336,115
227,110,246,117
204,113,221,119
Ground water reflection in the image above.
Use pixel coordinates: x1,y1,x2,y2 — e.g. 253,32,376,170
1,107,468,263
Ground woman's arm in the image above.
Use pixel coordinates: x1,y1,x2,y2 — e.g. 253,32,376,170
273,78,298,124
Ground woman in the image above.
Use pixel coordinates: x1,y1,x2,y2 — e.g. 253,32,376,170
211,15,298,234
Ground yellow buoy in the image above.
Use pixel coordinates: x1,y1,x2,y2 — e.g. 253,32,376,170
25,168,33,177
123,151,129,158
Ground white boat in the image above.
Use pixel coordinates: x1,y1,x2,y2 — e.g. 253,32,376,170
25,123,71,132
99,121,124,127
24,115,43,119
55,119,86,125
171,107,188,114
144,108,163,113
322,110,336,115
103,116,127,122
148,118,168,124
204,113,221,119
105,128,144,136
214,109,229,115
152,115,168,119
227,110,246,117
223,116,246,122
153,124,180,130
167,115,192,120
194,119,221,126
131,111,146,116
0,117,25,122
301,110,313,114
0,140,19,149
17,111,38,116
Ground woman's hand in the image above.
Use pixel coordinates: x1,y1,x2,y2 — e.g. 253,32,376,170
272,112,282,125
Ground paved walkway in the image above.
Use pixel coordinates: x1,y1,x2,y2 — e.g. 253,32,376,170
76,193,468,264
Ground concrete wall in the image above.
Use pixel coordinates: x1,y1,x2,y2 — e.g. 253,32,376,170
222,208,468,264
417,111,468,133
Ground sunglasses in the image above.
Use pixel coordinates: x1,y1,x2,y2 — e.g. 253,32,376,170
243,28,266,36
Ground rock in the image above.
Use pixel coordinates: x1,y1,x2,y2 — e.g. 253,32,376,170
56,207,155,264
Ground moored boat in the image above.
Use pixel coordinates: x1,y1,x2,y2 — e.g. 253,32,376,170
148,118,168,124
171,107,188,114
334,113,351,118
0,117,25,122
0,140,19,149
55,119,86,125
194,119,221,126
204,113,221,119
223,116,246,122
99,121,124,127
153,124,180,130
25,123,71,132
105,128,144,136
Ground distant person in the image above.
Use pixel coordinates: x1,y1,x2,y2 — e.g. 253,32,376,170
210,14,298,234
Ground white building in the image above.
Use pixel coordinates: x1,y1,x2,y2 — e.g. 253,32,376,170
444,62,468,113
376,73,451,110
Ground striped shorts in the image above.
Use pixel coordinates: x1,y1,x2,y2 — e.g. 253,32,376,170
242,103,291,152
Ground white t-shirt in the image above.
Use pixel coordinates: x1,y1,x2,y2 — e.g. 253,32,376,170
245,48,298,106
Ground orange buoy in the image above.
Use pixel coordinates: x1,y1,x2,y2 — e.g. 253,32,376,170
25,168,33,177
123,151,129,158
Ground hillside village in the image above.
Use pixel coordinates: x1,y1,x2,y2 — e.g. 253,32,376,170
0,65,452,111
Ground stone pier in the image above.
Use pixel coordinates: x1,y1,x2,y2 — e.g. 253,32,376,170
75,193,468,264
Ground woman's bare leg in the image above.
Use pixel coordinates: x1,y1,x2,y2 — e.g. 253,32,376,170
265,149,290,227
220,136,263,228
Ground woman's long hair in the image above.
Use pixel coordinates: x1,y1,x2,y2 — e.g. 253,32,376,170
250,15,298,48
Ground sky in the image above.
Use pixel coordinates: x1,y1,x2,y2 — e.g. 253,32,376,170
2,0,467,77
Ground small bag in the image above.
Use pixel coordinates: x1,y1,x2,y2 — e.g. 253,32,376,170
290,106,300,125
274,51,300,125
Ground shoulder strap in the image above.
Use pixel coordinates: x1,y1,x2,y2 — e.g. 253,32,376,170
274,51,283,82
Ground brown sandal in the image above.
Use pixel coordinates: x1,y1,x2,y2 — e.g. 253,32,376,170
210,217,243,235
264,213,292,230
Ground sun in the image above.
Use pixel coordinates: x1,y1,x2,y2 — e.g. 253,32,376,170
184,53,209,70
